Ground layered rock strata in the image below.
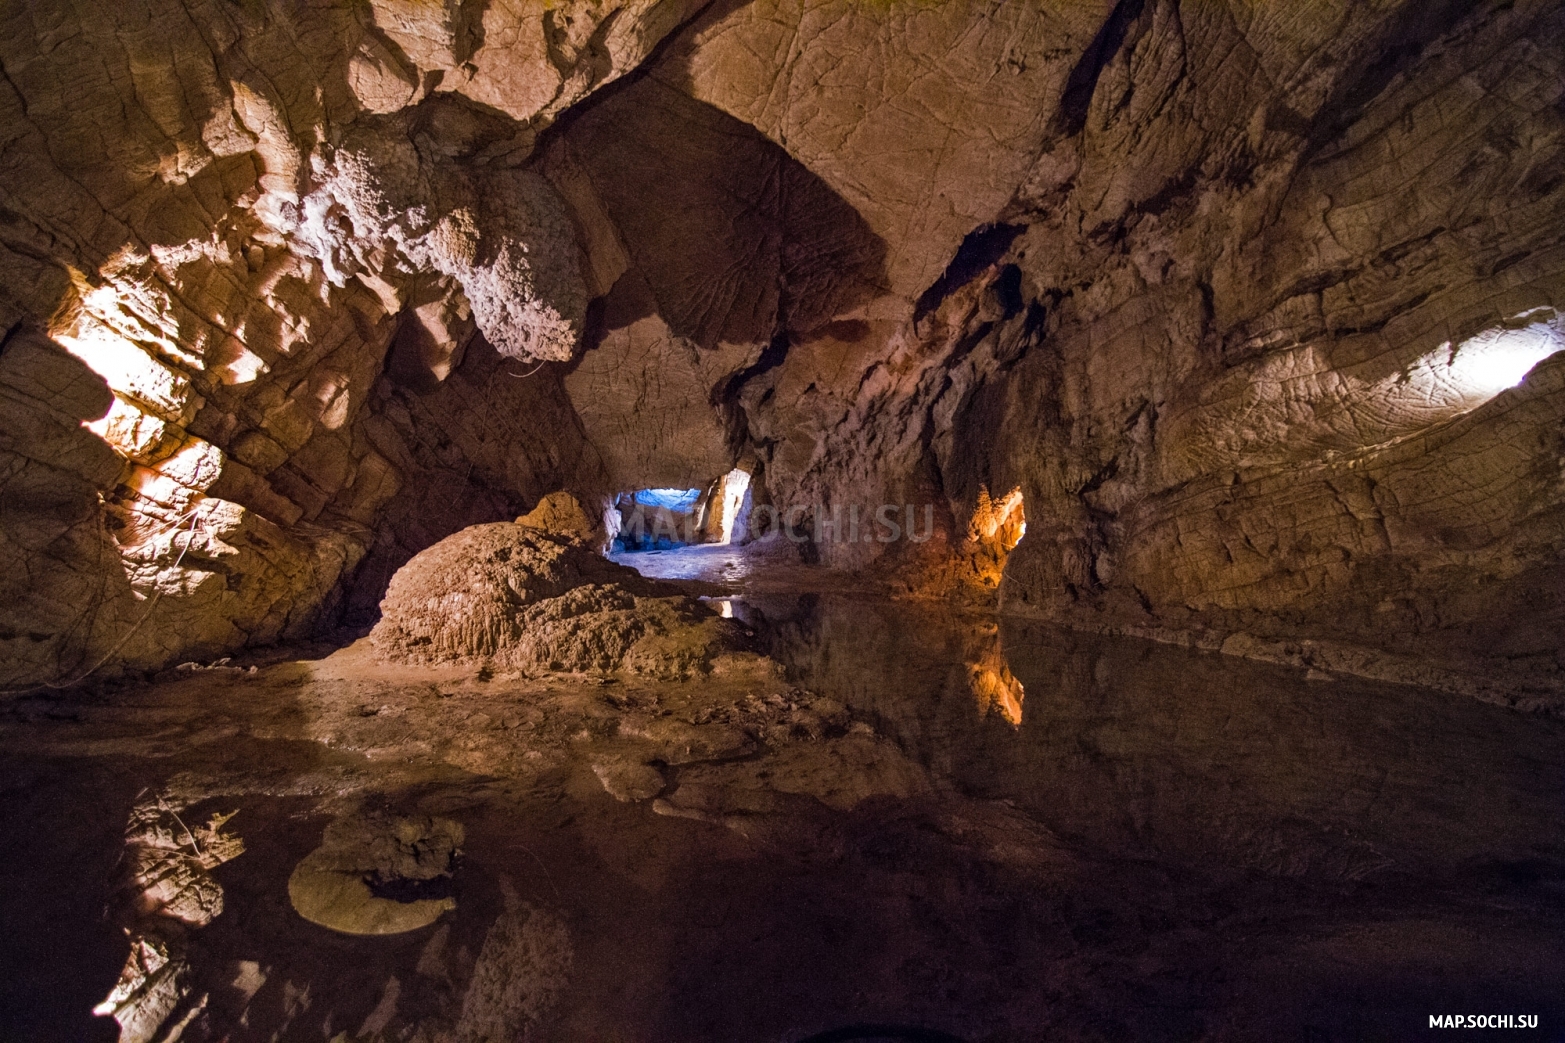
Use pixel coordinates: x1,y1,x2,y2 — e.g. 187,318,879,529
0,0,1560,699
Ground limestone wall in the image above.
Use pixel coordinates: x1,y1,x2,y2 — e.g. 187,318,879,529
0,0,1560,695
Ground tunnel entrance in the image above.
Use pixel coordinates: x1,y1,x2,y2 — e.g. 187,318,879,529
612,487,702,552
609,469,755,552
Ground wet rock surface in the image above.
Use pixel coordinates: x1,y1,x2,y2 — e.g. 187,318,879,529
95,796,244,1043
287,810,463,936
0,0,1563,1037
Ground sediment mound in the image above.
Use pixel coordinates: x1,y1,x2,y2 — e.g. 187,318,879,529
516,490,603,546
371,523,740,675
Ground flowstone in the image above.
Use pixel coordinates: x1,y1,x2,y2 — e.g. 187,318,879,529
370,523,744,676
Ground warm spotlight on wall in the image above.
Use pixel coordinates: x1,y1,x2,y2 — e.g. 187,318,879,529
51,319,189,420
51,313,191,462
969,486,1026,551
1443,321,1562,400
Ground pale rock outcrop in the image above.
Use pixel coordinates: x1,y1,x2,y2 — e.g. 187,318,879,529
366,0,708,129
0,1,599,681
0,325,360,687
669,0,1565,694
0,328,124,685
289,129,586,364
973,0,1565,696
288,811,463,936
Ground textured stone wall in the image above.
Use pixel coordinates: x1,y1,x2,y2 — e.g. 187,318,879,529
0,0,1561,697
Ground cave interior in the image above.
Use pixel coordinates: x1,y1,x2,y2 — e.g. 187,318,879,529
2,0,1565,1040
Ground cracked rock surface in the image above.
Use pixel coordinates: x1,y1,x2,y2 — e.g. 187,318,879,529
0,0,1562,703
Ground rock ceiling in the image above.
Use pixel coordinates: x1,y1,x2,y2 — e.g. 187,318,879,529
1,0,1562,701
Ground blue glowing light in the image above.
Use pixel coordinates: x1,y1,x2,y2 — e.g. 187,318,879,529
634,488,701,511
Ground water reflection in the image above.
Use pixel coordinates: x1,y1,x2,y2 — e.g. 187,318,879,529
3,593,1563,1041
965,625,1024,726
736,593,1565,882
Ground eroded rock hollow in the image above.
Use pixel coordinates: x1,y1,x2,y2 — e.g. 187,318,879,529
2,0,1563,703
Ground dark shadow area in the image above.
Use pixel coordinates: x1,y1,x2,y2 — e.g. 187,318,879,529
1300,0,1476,163
796,1027,966,1043
744,593,1565,878
403,87,531,161
549,76,888,352
0,757,142,1042
0,653,335,1041
336,334,590,628
912,224,1026,324
1052,0,1148,136
732,594,1565,1036
190,781,510,1039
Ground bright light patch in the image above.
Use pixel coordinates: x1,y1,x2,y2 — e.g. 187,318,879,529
1445,323,1562,398
635,487,701,511
717,469,752,545
52,320,189,418
968,486,1026,552
52,310,196,462
89,395,171,460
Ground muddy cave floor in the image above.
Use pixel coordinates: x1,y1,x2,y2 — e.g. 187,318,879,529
3,548,1565,1042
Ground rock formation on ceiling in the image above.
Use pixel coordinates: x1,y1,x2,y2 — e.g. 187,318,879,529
1,0,1562,702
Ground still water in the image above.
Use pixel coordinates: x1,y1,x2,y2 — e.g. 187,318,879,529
1,592,1561,1042
734,593,1565,882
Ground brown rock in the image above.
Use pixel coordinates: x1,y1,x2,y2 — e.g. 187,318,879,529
0,0,1558,699
517,490,601,544
592,758,667,802
370,523,744,675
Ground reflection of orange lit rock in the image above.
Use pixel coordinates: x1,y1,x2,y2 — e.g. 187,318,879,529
968,648,1025,727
